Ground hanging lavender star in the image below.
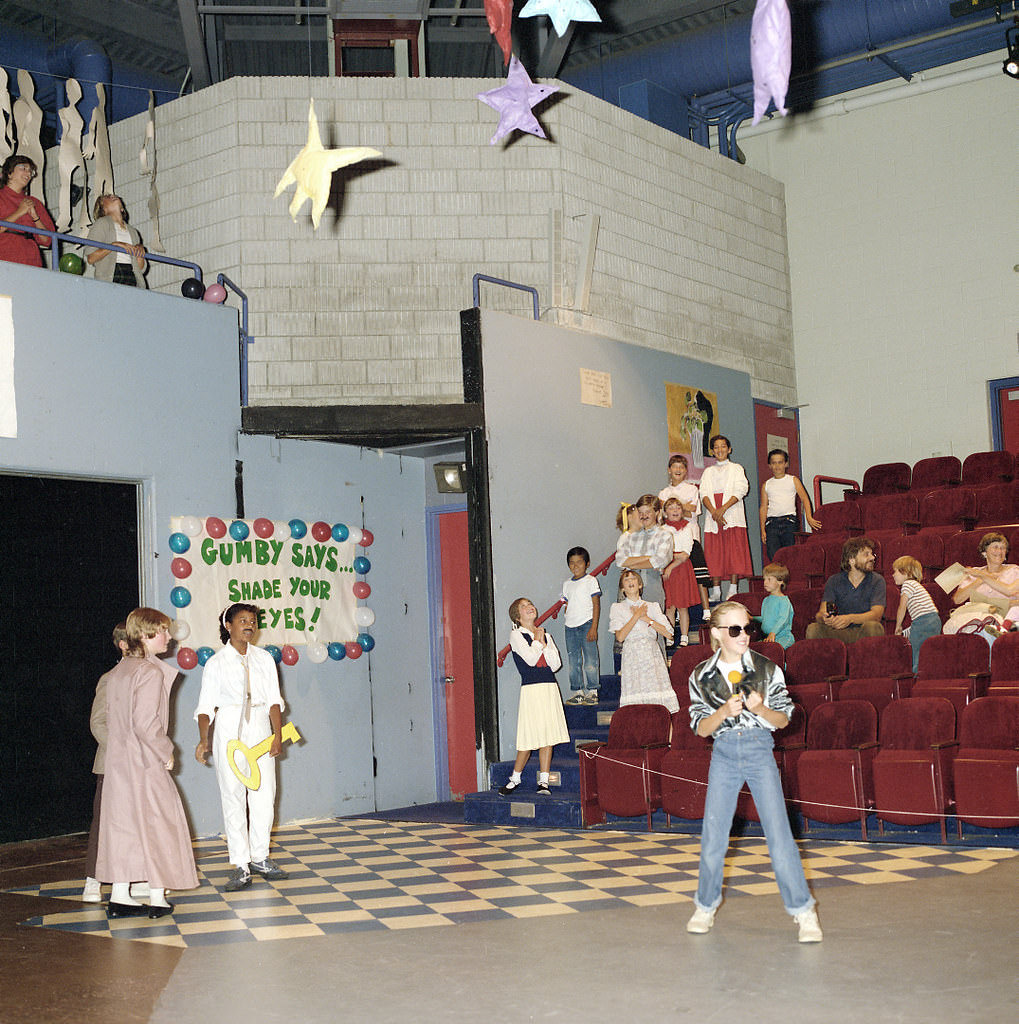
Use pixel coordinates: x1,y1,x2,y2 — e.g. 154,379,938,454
477,56,559,145
519,0,601,38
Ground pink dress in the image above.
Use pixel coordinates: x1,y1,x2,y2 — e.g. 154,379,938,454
95,655,198,890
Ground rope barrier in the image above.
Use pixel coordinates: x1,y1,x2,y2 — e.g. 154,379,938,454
579,745,1016,825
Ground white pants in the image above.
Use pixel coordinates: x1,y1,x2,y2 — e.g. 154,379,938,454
212,705,276,867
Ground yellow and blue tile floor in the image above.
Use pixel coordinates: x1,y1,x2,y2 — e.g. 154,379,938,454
9,818,1015,948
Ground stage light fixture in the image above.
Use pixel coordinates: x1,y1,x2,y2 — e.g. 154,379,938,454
1004,25,1019,80
433,462,467,493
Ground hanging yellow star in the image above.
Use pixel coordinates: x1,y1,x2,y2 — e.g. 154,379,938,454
274,99,381,230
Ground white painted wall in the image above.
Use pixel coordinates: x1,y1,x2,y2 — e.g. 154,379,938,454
739,58,1019,491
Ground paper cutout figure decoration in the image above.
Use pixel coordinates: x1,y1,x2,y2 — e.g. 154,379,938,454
477,56,559,145
274,99,381,230
519,0,601,38
750,0,791,126
485,0,514,65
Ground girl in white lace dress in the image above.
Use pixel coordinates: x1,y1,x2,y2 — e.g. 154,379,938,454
608,570,679,712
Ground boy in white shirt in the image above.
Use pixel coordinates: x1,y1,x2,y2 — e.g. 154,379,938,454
561,547,602,705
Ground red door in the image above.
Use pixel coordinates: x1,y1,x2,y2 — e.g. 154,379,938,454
753,401,804,559
438,510,477,799
996,384,1019,455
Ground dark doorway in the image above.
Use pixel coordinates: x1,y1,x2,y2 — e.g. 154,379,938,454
1,474,140,843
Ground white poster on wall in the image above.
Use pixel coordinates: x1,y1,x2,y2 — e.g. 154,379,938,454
0,295,15,438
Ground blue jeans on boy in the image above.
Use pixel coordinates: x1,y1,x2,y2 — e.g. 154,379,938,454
694,729,814,916
906,611,941,672
764,514,798,560
565,621,600,693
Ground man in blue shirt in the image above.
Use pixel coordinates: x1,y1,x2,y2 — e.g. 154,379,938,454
806,536,886,644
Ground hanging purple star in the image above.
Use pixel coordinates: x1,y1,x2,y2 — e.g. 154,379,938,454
750,0,791,126
519,0,601,39
477,56,559,145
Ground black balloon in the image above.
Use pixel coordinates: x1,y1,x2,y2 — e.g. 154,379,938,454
180,277,205,299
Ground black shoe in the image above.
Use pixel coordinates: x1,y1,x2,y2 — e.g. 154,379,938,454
249,858,288,881
536,783,551,796
148,903,174,918
498,780,520,796
106,902,150,919
224,867,252,892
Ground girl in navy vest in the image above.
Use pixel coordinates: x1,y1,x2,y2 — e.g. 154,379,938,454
500,598,571,796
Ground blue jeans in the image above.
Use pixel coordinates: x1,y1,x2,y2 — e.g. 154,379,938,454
565,622,600,692
907,612,941,672
695,729,814,916
764,514,798,560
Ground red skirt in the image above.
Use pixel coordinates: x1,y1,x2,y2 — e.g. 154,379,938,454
664,558,700,608
703,526,753,578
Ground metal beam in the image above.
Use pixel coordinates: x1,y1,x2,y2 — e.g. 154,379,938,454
535,21,574,78
177,0,214,88
2,0,186,51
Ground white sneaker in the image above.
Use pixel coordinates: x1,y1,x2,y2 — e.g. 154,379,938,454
565,693,586,705
686,906,716,934
82,877,101,903
795,907,823,943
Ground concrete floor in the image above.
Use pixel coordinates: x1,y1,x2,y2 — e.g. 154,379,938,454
3,830,1017,1024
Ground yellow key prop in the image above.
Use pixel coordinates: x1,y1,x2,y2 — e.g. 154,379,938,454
227,722,301,791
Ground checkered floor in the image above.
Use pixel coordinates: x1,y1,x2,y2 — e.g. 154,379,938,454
9,818,1016,948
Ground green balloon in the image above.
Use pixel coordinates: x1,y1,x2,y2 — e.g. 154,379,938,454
58,252,85,275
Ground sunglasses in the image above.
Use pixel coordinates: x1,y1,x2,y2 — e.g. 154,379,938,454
721,624,753,637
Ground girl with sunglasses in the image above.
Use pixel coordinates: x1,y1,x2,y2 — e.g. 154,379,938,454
685,601,822,943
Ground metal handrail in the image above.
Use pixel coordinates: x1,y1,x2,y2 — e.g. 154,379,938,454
472,273,540,321
496,550,616,667
813,474,861,509
217,272,253,406
0,218,204,280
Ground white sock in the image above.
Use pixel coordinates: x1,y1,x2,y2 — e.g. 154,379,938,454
723,582,737,599
538,772,550,786
111,882,141,906
149,886,170,908
510,771,522,785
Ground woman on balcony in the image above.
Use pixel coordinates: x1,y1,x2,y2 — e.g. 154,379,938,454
86,194,147,287
0,155,56,267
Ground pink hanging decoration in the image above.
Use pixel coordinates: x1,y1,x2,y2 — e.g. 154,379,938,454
750,0,791,126
485,0,514,66
477,55,559,145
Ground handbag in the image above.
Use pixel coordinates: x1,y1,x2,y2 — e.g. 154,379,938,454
942,601,1001,636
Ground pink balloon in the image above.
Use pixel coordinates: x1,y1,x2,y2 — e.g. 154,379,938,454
253,517,275,538
359,529,374,547
171,557,192,579
206,516,227,538
311,520,331,542
177,647,198,669
352,581,371,600
281,645,299,666
203,283,227,304
345,641,363,660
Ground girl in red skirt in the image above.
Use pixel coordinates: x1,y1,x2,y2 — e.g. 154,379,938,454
661,497,700,647
699,435,753,601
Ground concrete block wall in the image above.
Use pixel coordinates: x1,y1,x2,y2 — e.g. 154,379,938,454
97,74,794,408
739,58,1019,486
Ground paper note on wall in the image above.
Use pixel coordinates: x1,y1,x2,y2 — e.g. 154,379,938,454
580,368,611,408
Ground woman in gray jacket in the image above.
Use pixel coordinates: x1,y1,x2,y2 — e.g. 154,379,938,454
86,194,146,287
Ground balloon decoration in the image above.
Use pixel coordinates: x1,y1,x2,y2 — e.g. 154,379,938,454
265,645,283,664
289,518,308,538
179,515,202,537
171,619,191,641
169,532,191,553
206,516,227,538
281,645,299,666
306,641,328,663
347,526,363,546
229,519,250,541
359,529,374,547
253,517,275,539
171,557,192,579
170,586,192,608
181,277,205,299
353,556,371,575
328,642,347,661
311,520,331,542
358,632,375,652
203,283,227,304
58,252,85,275
352,581,371,600
177,647,198,669
273,520,290,541
332,523,349,542
344,641,362,660
196,646,215,666
354,606,375,628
